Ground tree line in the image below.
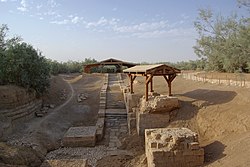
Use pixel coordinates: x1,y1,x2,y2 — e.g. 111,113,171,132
0,24,97,96
0,0,249,95
193,0,250,72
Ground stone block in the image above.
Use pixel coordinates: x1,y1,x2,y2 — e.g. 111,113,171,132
96,118,105,141
139,95,179,113
99,104,106,109
137,112,170,136
145,128,204,167
126,93,141,113
127,117,136,134
188,142,200,150
63,126,96,147
98,109,105,118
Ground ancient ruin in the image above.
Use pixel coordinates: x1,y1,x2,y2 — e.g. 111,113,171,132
145,128,204,167
5,62,249,167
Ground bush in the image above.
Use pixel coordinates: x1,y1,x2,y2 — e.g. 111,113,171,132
0,43,50,96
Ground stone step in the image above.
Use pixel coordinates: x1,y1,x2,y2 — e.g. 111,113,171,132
63,126,96,147
106,105,126,109
105,114,127,118
105,109,127,115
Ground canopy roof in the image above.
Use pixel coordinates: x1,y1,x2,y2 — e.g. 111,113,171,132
84,58,136,73
123,64,181,101
99,58,136,67
123,64,180,75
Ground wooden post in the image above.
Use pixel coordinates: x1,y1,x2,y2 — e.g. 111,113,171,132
145,75,149,101
130,74,133,93
168,81,172,96
163,74,176,96
150,76,154,92
145,75,153,101
128,74,136,94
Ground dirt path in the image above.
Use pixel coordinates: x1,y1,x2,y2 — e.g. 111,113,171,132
3,73,250,167
53,77,75,112
6,73,104,163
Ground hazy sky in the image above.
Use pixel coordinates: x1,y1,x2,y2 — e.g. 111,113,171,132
0,0,247,63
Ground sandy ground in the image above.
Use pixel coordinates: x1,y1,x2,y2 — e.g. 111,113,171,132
2,72,250,167
127,74,250,167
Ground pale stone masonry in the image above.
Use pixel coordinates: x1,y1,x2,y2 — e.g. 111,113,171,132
63,126,96,147
136,95,179,136
137,112,170,136
96,117,105,141
145,128,204,167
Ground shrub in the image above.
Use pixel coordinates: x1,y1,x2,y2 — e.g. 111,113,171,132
0,43,50,96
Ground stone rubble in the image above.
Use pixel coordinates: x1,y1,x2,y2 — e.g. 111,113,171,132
59,89,68,100
145,128,204,167
139,95,179,114
35,103,55,117
45,146,108,167
77,93,88,103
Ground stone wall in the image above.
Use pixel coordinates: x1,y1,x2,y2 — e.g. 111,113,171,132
124,93,141,134
137,112,170,136
0,85,36,109
136,95,179,136
145,128,204,167
0,85,42,140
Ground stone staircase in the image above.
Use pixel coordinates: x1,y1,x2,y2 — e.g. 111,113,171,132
56,73,129,166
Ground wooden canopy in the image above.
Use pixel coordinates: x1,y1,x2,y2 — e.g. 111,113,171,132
84,58,136,73
123,64,181,101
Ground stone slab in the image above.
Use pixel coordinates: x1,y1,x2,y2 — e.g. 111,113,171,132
136,112,170,136
98,109,106,117
63,126,96,147
105,109,127,115
99,104,106,109
96,117,105,141
41,159,88,167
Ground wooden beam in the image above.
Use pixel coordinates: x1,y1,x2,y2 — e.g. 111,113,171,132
145,75,149,101
163,75,172,96
150,76,154,92
145,75,153,101
128,74,136,94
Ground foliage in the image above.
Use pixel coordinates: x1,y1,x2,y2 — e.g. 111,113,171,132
0,24,22,52
193,3,250,73
0,25,50,96
47,58,97,75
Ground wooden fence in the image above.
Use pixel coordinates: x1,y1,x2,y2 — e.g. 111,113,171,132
180,71,250,88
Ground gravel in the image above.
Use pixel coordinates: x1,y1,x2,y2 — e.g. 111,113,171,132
45,145,108,167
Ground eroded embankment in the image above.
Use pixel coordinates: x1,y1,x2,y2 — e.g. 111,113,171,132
0,74,104,167
169,76,250,166
129,75,250,166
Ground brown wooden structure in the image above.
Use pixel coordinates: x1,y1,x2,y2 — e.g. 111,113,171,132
84,58,136,73
123,64,181,101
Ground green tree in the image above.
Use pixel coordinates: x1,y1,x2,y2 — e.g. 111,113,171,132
0,24,22,52
0,25,50,96
1,43,50,95
193,3,250,72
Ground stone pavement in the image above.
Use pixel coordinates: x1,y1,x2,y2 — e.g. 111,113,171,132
105,113,128,149
104,74,128,150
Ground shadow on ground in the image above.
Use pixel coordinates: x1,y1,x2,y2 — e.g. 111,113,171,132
203,140,226,165
172,89,237,121
182,89,237,106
